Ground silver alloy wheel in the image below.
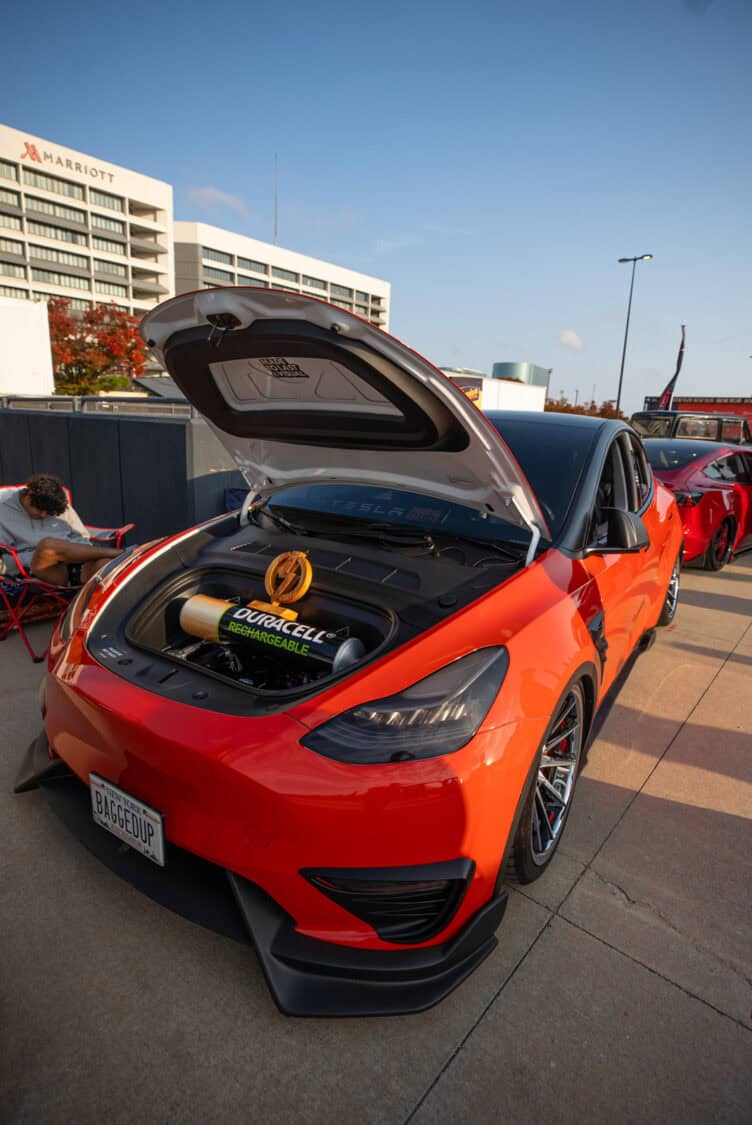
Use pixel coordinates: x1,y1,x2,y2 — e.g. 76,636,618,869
531,685,584,865
665,558,680,618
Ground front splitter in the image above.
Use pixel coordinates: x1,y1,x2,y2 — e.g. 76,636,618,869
15,732,507,1017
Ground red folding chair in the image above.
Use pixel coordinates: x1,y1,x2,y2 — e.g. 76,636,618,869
0,485,133,663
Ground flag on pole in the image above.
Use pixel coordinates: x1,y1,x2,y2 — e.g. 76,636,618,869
657,325,686,410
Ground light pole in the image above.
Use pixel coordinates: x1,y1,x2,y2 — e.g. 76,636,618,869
615,254,652,415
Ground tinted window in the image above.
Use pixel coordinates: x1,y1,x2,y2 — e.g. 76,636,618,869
590,442,628,545
675,416,717,439
631,413,672,437
704,454,749,483
644,440,724,470
488,415,599,535
623,434,652,510
720,419,744,442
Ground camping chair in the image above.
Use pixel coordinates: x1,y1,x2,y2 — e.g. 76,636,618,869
0,485,133,663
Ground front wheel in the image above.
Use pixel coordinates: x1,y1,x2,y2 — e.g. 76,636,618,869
511,682,585,883
657,554,681,626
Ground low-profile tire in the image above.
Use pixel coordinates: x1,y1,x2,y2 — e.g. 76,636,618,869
511,681,585,884
657,553,681,626
703,518,734,571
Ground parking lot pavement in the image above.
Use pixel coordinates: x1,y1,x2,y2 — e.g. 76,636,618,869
1,559,751,1125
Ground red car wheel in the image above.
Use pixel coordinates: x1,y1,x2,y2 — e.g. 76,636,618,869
703,518,734,571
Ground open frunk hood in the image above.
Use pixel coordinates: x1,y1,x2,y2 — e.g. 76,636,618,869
141,289,549,556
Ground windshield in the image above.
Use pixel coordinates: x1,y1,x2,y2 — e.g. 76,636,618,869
267,483,529,545
486,414,599,536
643,440,724,470
631,414,673,437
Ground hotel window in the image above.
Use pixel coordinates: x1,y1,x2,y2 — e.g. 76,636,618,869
25,195,87,224
271,267,298,283
274,283,299,293
92,236,125,255
0,214,22,231
33,291,91,310
237,275,268,288
0,284,27,298
0,236,24,255
0,159,19,182
204,265,233,282
28,220,88,245
30,244,88,269
355,304,368,315
94,258,127,277
371,295,382,305
1,262,26,279
356,290,368,302
94,279,128,296
92,214,125,235
0,186,20,206
22,168,84,200
332,299,353,311
202,246,233,265
90,189,124,212
237,257,267,274
31,268,89,290
302,275,326,290
331,284,353,298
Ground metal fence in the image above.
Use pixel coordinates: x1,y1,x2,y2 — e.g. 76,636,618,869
0,400,244,542
0,395,194,417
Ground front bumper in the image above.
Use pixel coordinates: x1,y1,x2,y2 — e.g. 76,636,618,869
15,732,508,1017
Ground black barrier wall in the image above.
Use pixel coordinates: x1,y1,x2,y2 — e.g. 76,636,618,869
0,409,245,541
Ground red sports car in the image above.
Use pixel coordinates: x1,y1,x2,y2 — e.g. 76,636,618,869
644,439,752,570
17,290,682,1016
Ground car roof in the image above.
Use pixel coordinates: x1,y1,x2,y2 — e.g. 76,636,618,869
642,438,738,457
635,410,745,421
486,409,616,432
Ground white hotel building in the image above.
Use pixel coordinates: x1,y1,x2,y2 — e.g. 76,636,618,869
0,124,174,318
174,222,390,330
0,124,390,332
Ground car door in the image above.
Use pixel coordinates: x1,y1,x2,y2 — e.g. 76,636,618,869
732,453,752,548
581,434,658,691
702,453,752,550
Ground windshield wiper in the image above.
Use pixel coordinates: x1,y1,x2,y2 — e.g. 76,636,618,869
430,532,526,562
252,506,437,552
254,505,526,560
251,505,309,537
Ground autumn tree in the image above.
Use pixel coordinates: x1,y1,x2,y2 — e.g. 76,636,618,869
47,298,146,395
545,395,627,420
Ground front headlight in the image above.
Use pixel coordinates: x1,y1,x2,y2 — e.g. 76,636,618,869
301,647,509,764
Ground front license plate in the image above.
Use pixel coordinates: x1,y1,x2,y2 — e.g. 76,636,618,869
90,774,165,866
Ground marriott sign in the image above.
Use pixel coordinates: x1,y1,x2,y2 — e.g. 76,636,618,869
20,140,115,184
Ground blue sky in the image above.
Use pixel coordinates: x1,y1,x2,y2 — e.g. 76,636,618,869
3,0,750,412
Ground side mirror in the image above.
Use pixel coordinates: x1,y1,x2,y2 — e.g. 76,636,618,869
587,508,650,554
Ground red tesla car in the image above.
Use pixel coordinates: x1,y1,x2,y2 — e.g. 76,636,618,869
643,439,752,569
16,290,682,1016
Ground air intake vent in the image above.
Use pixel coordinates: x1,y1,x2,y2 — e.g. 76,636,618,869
303,860,473,944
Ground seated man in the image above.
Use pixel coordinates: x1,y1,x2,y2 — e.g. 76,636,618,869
0,473,122,586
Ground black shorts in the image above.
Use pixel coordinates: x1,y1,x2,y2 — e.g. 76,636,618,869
66,563,83,587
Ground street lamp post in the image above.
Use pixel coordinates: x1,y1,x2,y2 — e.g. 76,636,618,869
615,254,652,415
